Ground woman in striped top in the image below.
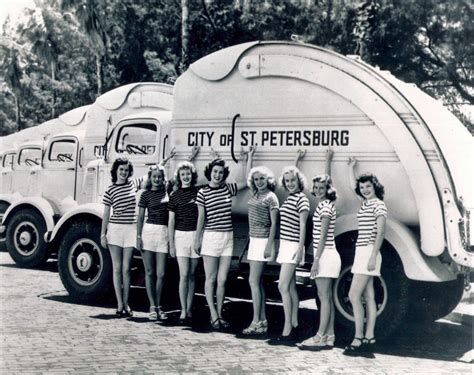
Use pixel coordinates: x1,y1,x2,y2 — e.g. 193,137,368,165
344,157,387,355
101,157,143,318
300,149,340,349
272,163,310,342
136,165,170,321
168,161,201,325
242,166,279,335
193,148,255,330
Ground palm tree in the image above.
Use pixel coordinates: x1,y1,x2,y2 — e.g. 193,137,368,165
60,0,108,96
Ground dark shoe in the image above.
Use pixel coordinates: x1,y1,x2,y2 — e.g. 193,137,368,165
219,318,230,329
115,309,125,318
363,337,376,352
210,318,221,330
343,337,365,356
123,306,133,318
268,330,295,346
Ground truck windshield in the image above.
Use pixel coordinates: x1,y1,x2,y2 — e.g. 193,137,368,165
48,139,76,165
18,148,41,167
115,123,157,155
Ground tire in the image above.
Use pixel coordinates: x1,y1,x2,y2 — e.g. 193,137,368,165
0,201,10,252
333,233,411,341
408,276,465,323
58,221,113,302
6,208,49,267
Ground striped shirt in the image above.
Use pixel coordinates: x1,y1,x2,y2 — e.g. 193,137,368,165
168,186,201,231
103,178,143,224
312,199,336,249
248,191,279,238
138,188,169,225
196,183,238,232
356,198,388,247
280,192,310,242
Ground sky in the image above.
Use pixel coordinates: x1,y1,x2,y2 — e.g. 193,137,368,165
0,0,35,31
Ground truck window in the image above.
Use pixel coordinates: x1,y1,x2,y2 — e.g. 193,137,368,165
3,153,15,168
18,148,41,167
115,123,157,155
48,139,76,165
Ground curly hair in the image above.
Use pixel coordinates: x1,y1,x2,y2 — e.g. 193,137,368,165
355,173,385,200
173,161,198,188
110,157,134,183
312,174,337,201
279,166,308,192
247,166,276,195
204,158,230,182
145,164,167,190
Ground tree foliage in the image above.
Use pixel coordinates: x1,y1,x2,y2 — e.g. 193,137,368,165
0,0,472,136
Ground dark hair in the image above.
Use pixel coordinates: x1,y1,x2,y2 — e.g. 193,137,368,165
111,157,133,183
174,161,198,188
145,164,167,190
355,173,385,200
312,174,337,201
204,158,230,182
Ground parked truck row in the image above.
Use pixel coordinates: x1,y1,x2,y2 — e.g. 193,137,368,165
0,41,472,338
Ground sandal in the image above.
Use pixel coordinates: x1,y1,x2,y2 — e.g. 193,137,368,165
242,321,262,335
343,337,365,356
148,306,158,321
210,318,221,330
326,334,336,347
156,307,168,321
363,337,376,352
258,320,268,334
219,318,230,329
300,332,327,348
123,306,133,318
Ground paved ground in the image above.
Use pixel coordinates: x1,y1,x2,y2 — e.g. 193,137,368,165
0,252,472,374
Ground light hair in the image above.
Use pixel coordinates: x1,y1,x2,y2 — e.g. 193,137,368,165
279,166,308,192
247,166,276,194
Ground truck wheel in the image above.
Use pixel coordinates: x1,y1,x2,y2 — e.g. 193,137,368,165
333,239,410,341
58,222,113,302
6,208,49,267
0,201,10,252
409,276,465,322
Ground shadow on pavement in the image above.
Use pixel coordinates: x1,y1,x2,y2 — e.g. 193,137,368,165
0,259,58,272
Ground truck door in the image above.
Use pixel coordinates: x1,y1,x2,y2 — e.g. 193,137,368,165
12,147,42,196
1,152,15,194
40,138,79,203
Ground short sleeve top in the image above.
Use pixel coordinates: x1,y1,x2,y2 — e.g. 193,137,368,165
312,199,336,249
280,192,310,243
196,183,238,232
168,186,201,231
248,191,279,238
103,178,143,224
138,188,169,226
356,198,388,247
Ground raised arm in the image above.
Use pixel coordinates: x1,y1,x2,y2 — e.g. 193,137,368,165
348,157,358,196
236,146,256,191
187,146,200,162
160,147,177,166
324,149,334,176
294,149,306,168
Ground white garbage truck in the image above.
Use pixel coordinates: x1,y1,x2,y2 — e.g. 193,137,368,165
169,41,473,336
0,83,173,270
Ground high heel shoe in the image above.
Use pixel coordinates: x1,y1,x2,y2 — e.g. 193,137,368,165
363,337,376,352
299,332,327,348
326,334,335,347
343,337,365,356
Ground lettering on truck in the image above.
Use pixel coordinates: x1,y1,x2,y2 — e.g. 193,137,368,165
187,129,350,147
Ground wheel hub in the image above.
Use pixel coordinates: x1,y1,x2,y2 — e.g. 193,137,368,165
76,252,93,272
19,231,32,246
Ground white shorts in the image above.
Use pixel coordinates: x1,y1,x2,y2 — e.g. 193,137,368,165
351,245,382,276
175,230,200,258
276,239,305,265
141,223,168,253
247,237,275,262
314,247,341,279
106,223,136,248
201,231,233,257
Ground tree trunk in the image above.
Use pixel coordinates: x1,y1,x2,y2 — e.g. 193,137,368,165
180,0,189,73
14,94,21,132
51,61,56,119
96,53,102,96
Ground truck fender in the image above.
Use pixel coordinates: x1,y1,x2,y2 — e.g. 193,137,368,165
0,192,23,207
46,203,104,243
335,214,456,282
2,197,56,232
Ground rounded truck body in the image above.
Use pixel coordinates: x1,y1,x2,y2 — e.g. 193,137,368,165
170,41,472,335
